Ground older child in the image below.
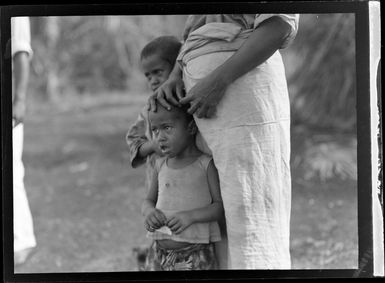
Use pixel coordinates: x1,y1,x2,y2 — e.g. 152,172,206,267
141,102,224,270
126,36,182,190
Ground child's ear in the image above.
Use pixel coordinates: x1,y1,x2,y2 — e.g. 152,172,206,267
187,120,198,135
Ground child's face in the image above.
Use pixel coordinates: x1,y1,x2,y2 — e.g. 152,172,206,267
141,54,173,92
149,106,194,158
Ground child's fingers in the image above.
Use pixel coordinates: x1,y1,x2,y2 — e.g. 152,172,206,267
167,217,182,232
151,214,164,227
154,210,167,224
148,218,161,230
156,212,167,224
166,217,178,228
174,225,185,235
146,218,155,227
169,222,182,232
145,221,155,232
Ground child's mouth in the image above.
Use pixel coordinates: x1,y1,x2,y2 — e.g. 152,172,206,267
160,145,170,154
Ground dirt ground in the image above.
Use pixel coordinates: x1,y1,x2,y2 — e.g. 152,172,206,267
12,93,358,273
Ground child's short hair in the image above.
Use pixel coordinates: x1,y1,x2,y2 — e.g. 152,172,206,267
140,36,182,66
179,103,194,124
152,99,194,125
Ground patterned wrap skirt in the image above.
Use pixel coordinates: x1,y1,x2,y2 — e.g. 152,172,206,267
144,241,217,271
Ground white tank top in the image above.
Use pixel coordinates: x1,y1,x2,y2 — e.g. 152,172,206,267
147,154,221,243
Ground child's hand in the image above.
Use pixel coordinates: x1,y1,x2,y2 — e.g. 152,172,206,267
150,140,164,156
166,212,193,235
144,208,167,232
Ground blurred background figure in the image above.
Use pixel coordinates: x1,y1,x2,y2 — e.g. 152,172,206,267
12,16,37,266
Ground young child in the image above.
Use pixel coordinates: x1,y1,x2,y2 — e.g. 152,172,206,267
126,36,182,191
141,101,224,270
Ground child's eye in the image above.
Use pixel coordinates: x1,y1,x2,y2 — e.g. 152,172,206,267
164,126,172,131
152,128,159,134
155,70,163,76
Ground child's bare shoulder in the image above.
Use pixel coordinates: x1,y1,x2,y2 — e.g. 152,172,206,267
196,154,214,171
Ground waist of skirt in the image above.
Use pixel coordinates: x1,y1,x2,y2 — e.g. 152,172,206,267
155,240,212,253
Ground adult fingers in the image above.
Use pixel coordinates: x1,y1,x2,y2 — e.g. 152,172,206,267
147,94,157,112
179,94,193,105
155,87,172,110
187,100,200,115
163,87,180,107
195,104,209,119
175,84,186,101
157,93,172,110
205,105,217,118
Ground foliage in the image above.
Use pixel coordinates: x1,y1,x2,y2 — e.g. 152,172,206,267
283,14,356,132
29,14,356,132
26,14,358,182
291,126,357,182
29,15,187,98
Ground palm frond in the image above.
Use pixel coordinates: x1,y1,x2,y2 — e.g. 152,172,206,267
294,137,357,182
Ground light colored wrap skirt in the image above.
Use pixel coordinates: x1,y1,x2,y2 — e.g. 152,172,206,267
184,50,292,269
13,123,36,252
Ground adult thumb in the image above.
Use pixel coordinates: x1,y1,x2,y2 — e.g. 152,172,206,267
179,95,192,105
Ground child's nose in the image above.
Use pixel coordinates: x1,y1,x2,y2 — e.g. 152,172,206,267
150,76,159,86
157,131,166,141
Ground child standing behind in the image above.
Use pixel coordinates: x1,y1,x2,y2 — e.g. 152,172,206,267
142,101,224,270
126,36,182,190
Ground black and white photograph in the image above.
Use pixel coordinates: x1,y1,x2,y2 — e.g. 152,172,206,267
1,1,383,281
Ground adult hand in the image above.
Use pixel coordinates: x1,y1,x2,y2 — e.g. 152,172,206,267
179,71,228,119
147,75,185,112
12,98,26,127
166,211,193,235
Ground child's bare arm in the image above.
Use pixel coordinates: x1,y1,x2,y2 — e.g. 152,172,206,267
138,139,162,158
167,160,224,234
141,169,167,231
126,109,162,167
126,111,148,167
